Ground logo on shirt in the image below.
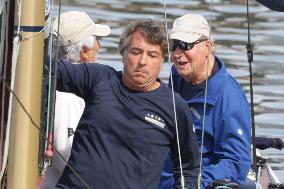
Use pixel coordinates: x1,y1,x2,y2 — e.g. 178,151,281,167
68,128,75,138
237,128,243,136
145,113,165,128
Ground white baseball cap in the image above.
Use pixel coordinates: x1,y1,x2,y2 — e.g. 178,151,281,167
170,14,210,43
53,11,111,46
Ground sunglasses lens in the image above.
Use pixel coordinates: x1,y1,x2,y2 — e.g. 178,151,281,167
172,40,201,51
172,41,187,51
188,43,194,50
172,43,178,51
179,41,188,51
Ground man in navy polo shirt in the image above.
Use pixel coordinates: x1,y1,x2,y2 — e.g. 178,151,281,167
55,19,200,189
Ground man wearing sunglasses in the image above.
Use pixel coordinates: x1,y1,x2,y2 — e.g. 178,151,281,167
159,14,251,189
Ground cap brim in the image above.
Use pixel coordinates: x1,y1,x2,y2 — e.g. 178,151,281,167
170,32,202,43
92,24,111,37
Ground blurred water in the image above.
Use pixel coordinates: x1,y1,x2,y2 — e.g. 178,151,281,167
55,0,284,182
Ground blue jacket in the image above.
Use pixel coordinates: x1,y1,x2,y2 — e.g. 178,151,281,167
159,56,251,189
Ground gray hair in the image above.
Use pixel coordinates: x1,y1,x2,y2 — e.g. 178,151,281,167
57,35,96,62
118,19,167,57
198,35,215,54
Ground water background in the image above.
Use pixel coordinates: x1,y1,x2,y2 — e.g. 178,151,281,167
53,0,284,182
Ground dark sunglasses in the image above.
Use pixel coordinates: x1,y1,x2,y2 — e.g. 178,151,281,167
171,39,206,51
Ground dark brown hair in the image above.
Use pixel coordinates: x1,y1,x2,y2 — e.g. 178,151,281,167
118,19,167,57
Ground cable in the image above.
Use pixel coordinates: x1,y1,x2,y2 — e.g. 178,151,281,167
198,1,214,188
162,0,185,188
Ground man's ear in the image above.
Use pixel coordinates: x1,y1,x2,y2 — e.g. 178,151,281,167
205,40,215,54
80,46,89,61
121,52,126,63
210,40,215,54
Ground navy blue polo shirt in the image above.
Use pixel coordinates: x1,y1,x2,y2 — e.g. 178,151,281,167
55,61,199,189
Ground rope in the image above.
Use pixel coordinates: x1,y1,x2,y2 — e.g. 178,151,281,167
162,1,185,188
0,31,21,183
266,162,280,184
20,29,44,41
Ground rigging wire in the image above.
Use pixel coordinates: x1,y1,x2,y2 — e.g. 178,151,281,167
39,0,54,179
162,1,185,188
245,0,257,174
198,1,214,188
162,1,216,188
45,0,56,158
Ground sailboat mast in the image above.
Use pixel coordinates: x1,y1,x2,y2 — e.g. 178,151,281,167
7,0,45,188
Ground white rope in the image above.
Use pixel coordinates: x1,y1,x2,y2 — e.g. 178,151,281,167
45,0,54,164
198,43,211,189
162,0,185,188
266,162,280,184
0,0,22,178
256,166,262,189
198,1,214,188
21,29,44,41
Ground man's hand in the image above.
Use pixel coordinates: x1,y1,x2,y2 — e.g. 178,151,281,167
272,138,284,150
256,137,284,150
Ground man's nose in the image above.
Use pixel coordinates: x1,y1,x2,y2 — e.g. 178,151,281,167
173,48,183,59
139,53,147,65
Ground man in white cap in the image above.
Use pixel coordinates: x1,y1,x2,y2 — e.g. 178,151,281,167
39,11,111,189
159,14,251,189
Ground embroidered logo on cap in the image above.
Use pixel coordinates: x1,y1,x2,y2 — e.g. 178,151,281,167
176,19,184,26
